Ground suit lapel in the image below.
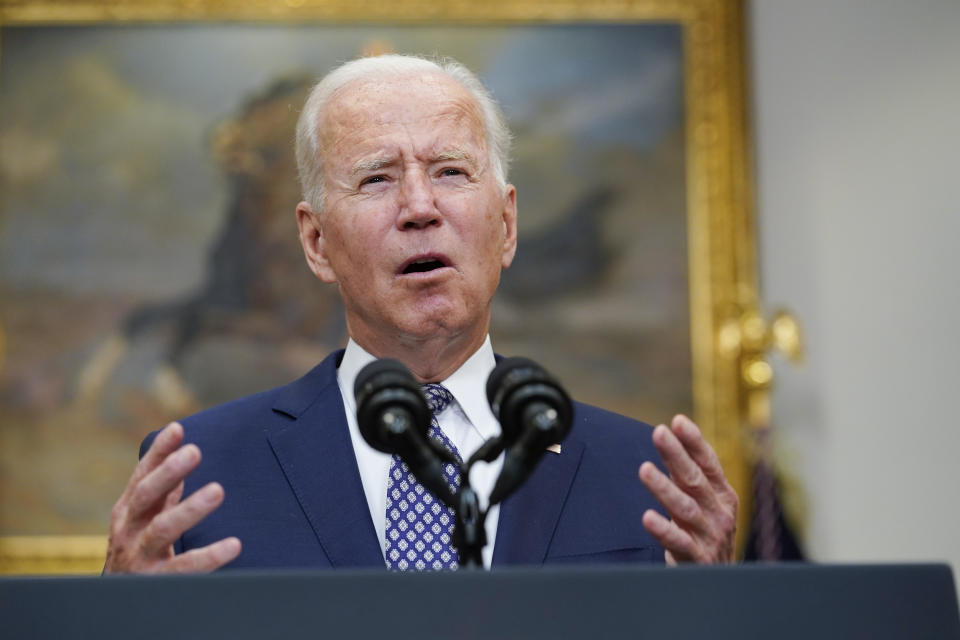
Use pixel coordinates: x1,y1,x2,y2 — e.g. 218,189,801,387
266,352,384,569
491,436,584,566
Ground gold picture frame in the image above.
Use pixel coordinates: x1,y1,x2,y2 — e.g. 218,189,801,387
0,0,758,573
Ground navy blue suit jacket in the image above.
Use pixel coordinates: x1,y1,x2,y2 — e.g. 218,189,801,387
144,350,668,568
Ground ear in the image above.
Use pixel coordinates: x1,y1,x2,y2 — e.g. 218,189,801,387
500,184,518,269
296,201,338,283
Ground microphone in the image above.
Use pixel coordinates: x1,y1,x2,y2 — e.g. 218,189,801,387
354,358,456,506
486,357,573,505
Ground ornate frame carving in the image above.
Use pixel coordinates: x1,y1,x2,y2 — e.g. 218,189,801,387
0,0,758,572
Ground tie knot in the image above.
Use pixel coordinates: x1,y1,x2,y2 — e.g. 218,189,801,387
422,383,454,415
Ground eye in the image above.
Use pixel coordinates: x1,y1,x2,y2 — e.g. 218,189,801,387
440,168,463,177
360,175,387,186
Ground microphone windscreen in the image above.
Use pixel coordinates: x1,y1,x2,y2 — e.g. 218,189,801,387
354,358,429,454
486,357,573,445
485,357,541,418
354,358,416,402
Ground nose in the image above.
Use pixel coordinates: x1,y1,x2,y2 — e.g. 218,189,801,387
396,169,440,230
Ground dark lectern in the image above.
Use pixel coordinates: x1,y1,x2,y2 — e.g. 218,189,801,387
3,564,958,639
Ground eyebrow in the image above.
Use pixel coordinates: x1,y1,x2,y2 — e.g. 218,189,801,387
435,149,473,163
351,155,394,176
350,148,478,176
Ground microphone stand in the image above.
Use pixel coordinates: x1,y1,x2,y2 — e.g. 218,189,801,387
425,436,507,570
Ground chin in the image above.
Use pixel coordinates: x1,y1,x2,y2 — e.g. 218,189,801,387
398,305,478,340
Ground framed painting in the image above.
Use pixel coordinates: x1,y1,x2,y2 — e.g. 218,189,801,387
0,0,758,573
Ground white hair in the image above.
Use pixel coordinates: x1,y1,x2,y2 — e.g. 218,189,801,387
295,54,512,210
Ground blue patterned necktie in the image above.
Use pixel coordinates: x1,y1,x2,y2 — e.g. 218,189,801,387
384,383,462,571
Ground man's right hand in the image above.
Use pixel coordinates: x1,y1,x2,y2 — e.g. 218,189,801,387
103,422,241,573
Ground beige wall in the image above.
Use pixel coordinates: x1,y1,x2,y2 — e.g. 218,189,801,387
749,0,960,569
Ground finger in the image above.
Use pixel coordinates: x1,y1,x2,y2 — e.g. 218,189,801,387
162,537,242,574
642,508,696,562
651,425,721,514
639,461,710,532
119,423,184,504
141,482,225,556
133,423,185,486
670,416,740,515
670,415,726,489
664,550,677,567
164,480,185,511
127,444,202,522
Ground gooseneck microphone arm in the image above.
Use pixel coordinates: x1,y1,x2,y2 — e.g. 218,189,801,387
486,357,573,506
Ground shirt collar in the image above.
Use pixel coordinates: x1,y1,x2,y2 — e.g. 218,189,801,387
337,336,499,440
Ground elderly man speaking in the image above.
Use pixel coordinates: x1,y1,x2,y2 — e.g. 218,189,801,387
104,54,737,573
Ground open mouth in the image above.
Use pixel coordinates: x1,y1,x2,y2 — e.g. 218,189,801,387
400,256,450,274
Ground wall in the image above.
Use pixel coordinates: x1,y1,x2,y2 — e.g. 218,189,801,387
750,0,960,568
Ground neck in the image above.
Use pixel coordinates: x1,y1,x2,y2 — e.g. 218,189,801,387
348,323,488,383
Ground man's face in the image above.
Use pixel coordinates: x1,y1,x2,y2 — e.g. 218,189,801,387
297,72,517,352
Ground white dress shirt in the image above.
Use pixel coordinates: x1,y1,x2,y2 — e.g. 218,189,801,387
336,337,504,568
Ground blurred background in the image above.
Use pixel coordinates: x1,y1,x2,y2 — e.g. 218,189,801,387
750,0,960,569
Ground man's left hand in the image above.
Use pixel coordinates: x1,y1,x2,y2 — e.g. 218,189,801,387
638,414,738,564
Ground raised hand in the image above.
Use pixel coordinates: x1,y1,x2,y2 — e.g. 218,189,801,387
639,414,738,564
104,422,241,573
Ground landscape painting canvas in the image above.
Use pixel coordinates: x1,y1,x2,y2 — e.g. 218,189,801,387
0,23,688,535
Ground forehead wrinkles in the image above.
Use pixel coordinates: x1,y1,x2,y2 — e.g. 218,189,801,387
318,74,488,171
